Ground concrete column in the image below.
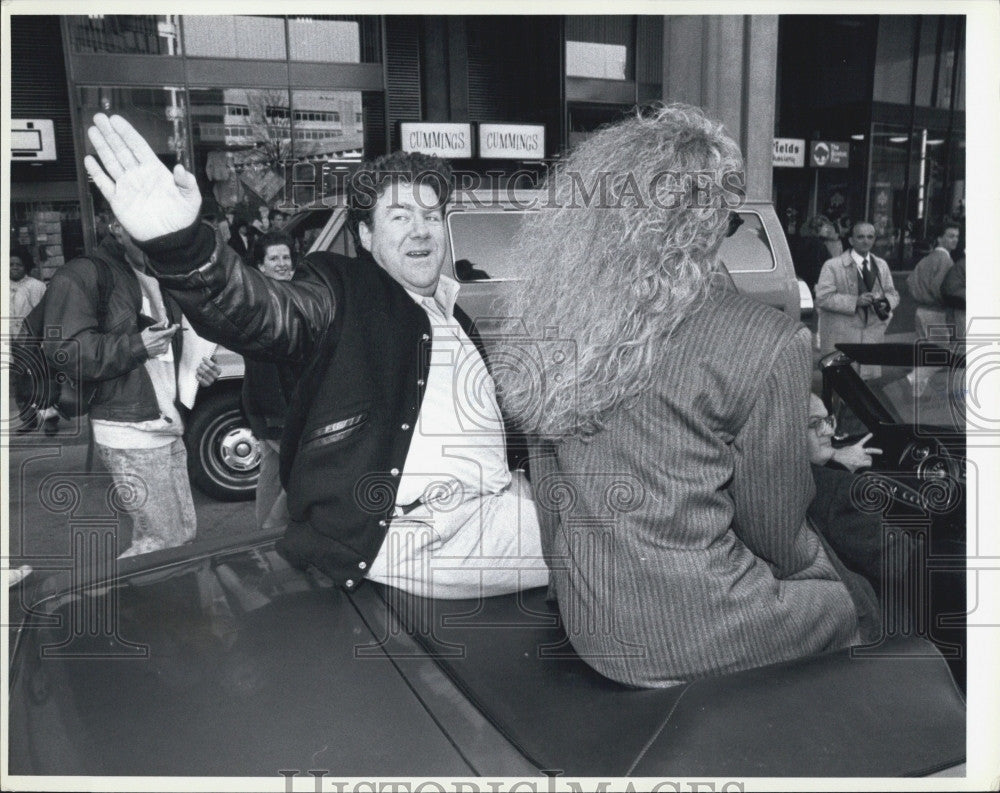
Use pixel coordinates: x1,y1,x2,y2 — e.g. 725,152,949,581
662,15,778,202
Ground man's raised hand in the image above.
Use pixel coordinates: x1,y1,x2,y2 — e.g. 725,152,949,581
84,114,202,242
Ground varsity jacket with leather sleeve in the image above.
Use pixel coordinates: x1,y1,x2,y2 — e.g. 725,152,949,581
139,220,468,590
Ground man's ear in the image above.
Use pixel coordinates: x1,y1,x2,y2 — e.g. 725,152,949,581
358,221,372,252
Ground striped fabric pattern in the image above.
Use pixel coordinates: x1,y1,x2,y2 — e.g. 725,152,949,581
534,289,868,688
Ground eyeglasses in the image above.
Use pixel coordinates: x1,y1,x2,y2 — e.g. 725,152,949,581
808,414,837,433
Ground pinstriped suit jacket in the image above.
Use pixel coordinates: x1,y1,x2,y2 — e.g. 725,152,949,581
532,288,879,688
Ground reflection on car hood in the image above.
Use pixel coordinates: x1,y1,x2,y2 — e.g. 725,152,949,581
8,541,477,777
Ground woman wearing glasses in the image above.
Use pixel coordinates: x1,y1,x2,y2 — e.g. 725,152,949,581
807,393,884,586
806,394,882,472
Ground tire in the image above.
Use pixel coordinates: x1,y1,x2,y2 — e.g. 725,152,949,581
185,389,260,502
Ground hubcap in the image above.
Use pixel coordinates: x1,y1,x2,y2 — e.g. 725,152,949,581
218,427,261,473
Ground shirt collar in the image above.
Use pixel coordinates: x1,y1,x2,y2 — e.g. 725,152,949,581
934,245,951,254
404,273,460,318
850,249,869,267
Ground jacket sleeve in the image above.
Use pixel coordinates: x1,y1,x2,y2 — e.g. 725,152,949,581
729,325,816,577
42,262,148,382
941,259,966,308
879,260,900,310
814,261,857,315
137,220,334,364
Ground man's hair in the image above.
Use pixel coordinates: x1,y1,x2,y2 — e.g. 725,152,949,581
850,220,875,237
935,220,961,240
806,215,833,236
346,150,453,253
251,230,295,269
10,244,36,271
494,102,744,438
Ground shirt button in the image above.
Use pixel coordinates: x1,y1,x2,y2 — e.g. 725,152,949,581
390,468,400,476
358,561,367,570
379,519,387,527
401,423,410,431
345,579,355,588
417,379,425,387
422,333,430,341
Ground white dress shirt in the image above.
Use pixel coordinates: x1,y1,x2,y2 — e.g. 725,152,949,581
394,274,511,510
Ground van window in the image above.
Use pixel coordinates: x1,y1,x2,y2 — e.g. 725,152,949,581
450,209,776,282
718,211,776,273
447,211,531,282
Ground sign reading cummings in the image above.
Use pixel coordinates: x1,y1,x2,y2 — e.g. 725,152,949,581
400,123,472,158
479,124,545,160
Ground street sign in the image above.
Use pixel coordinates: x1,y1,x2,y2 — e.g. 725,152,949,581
810,140,850,168
400,123,473,158
11,119,56,161
773,138,805,168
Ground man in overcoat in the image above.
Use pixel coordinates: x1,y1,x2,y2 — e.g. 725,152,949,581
815,221,899,378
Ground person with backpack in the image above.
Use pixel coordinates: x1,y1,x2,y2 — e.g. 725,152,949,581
40,211,221,558
9,245,57,434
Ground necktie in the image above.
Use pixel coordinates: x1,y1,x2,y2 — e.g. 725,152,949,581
861,257,875,291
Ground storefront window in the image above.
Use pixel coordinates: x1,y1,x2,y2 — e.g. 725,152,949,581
182,15,286,60
67,15,181,55
78,85,189,169
288,16,382,63
868,124,911,266
868,122,963,267
189,87,291,223
566,16,634,80
874,15,965,112
286,90,366,206
11,202,85,279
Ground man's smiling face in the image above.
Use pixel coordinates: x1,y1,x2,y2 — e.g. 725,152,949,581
358,180,447,296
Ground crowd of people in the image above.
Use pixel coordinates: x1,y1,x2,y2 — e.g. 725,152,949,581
6,100,963,688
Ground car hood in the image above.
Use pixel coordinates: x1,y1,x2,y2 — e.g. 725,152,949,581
8,540,480,777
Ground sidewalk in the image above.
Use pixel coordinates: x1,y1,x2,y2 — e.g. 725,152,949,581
7,407,92,447
6,437,256,569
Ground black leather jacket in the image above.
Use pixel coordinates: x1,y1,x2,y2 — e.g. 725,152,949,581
142,221,437,588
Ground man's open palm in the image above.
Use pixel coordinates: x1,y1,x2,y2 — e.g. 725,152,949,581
84,114,202,242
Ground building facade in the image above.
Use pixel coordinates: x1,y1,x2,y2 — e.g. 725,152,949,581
10,13,964,279
774,15,966,269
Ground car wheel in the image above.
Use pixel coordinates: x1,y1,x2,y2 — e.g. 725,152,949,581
185,390,260,502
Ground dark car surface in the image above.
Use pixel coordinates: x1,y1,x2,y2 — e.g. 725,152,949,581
820,342,967,689
7,342,968,781
8,538,965,779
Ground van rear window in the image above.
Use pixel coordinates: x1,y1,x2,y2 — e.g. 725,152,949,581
448,209,776,281
719,212,776,273
448,211,530,282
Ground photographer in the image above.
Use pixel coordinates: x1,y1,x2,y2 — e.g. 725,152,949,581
815,221,899,378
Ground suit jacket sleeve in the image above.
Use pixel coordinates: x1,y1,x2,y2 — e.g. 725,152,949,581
138,220,333,364
814,260,857,315
42,262,148,382
878,260,900,310
729,325,816,576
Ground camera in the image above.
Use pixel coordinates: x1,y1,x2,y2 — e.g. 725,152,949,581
872,297,891,321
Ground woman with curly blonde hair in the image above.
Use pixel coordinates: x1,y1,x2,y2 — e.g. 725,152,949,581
495,103,880,688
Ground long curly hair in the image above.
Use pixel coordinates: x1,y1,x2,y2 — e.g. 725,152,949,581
494,103,743,439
